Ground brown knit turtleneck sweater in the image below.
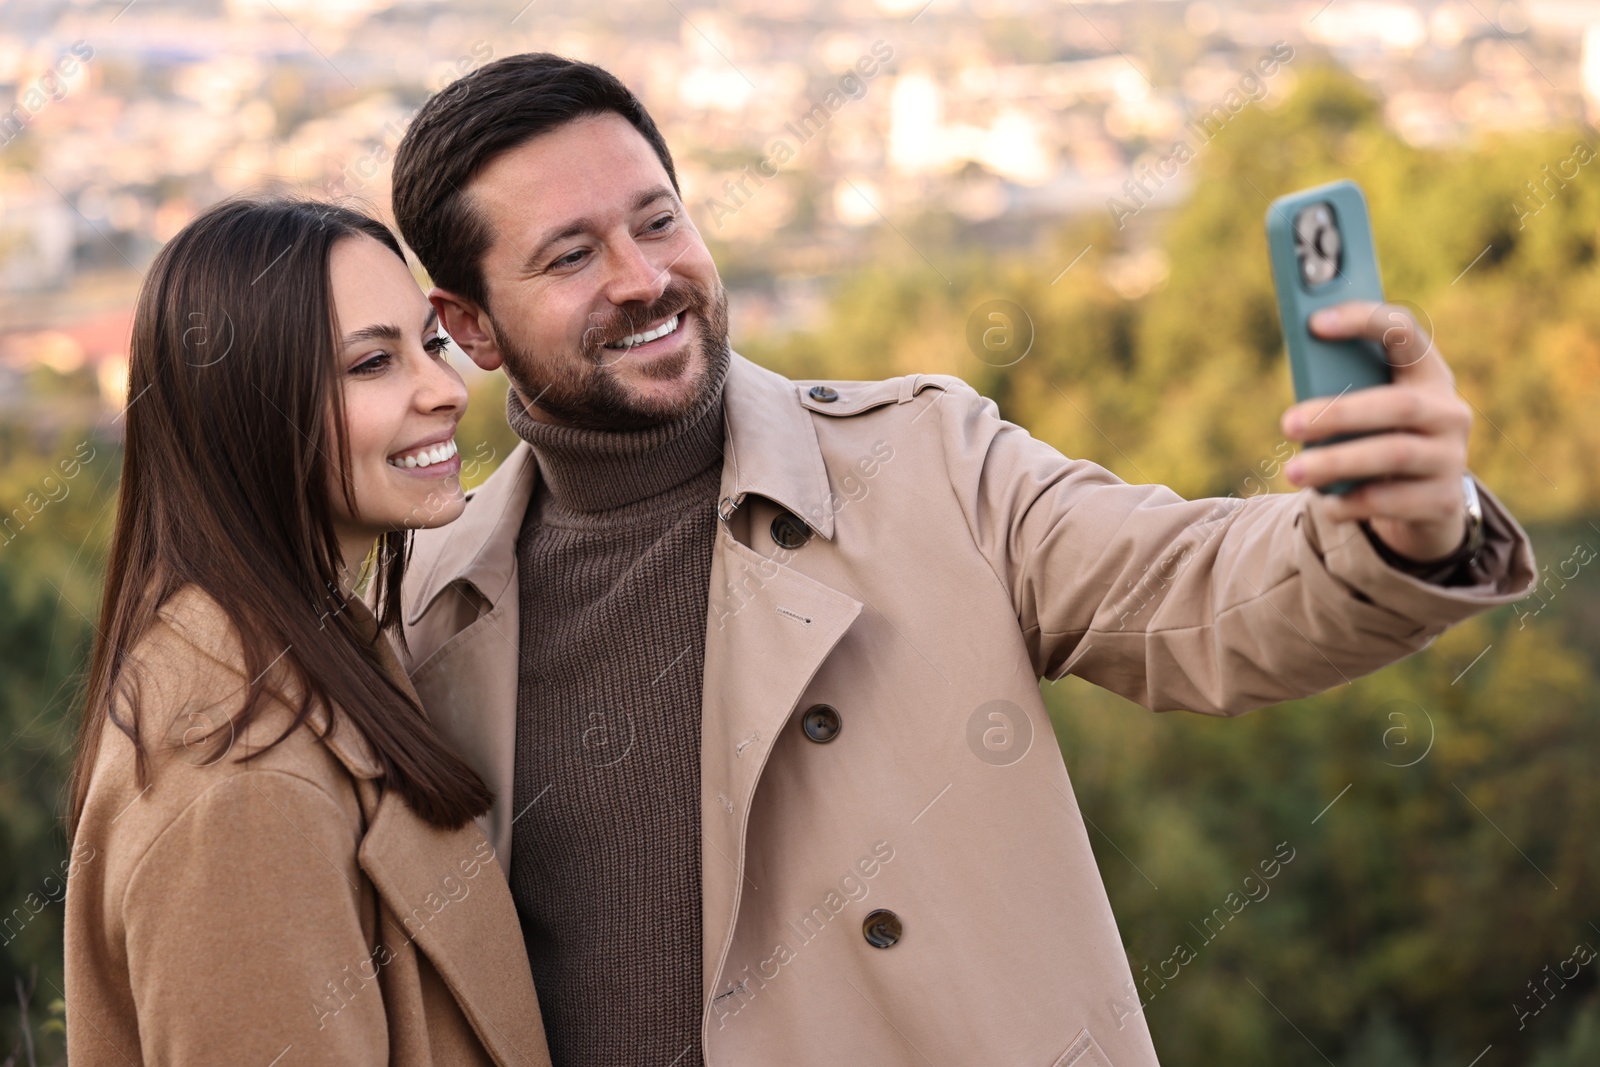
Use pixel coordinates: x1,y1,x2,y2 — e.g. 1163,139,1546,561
505,352,728,1067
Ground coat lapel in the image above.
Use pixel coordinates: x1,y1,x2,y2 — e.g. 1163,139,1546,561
405,602,522,866
696,539,861,1001
699,354,865,1000
403,443,537,869
359,790,550,1066
319,606,548,1066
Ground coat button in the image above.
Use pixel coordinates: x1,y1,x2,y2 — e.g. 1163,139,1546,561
770,511,811,550
862,909,902,948
808,385,839,403
801,704,841,743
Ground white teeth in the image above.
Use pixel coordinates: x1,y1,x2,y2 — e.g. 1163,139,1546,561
605,314,680,350
389,437,458,469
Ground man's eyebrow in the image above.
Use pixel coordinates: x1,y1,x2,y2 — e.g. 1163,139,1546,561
523,186,679,271
341,306,439,348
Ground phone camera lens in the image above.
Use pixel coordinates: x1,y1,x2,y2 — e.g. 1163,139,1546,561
1293,202,1342,288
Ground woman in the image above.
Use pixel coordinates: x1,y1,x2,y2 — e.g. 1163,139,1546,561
63,197,551,1066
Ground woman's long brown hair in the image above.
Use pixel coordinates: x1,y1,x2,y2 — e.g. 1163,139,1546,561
67,196,491,838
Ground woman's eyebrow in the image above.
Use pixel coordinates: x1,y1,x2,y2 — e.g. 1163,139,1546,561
342,307,439,348
343,323,400,347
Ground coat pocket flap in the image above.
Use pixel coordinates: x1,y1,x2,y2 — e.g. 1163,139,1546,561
1052,1027,1115,1067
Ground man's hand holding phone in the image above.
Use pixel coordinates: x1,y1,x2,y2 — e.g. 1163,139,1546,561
1278,300,1474,563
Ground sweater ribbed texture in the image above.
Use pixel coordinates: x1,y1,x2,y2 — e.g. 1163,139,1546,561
506,352,727,1067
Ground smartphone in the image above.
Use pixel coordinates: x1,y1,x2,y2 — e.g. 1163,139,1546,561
1265,180,1391,495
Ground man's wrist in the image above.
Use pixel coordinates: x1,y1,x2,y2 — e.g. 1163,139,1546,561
1360,475,1486,585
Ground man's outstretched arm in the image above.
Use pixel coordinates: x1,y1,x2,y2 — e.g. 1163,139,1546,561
937,301,1536,714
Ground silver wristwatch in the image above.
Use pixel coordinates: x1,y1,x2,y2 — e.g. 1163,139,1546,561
1460,473,1485,560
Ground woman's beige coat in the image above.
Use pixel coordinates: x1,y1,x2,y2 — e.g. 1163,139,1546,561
65,586,551,1066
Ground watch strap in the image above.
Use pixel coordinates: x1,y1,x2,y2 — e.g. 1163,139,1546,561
1360,474,1485,585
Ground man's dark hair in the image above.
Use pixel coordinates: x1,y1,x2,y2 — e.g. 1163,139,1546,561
391,53,680,311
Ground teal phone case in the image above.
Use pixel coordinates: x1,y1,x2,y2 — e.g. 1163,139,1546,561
1265,180,1390,495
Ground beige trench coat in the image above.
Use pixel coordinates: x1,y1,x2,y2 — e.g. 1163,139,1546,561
400,353,1534,1066
65,586,551,1066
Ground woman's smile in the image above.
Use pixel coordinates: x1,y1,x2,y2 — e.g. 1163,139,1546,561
387,434,460,473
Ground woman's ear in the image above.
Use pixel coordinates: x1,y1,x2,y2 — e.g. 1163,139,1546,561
430,288,502,371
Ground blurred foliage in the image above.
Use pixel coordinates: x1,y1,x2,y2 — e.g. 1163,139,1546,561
3,65,1599,1064
1043,573,1600,1065
0,423,114,1066
452,368,521,493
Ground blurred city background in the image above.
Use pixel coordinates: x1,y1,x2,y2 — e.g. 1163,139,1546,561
2,0,1599,1064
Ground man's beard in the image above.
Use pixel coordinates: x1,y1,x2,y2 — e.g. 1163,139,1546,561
494,278,730,433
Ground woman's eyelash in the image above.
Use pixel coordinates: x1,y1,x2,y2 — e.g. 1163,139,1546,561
351,352,390,374
351,337,449,374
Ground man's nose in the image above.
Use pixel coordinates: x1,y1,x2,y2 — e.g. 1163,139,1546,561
602,235,670,308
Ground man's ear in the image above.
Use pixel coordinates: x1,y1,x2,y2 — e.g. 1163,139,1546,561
430,287,502,372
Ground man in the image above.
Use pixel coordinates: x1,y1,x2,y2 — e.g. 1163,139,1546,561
388,53,1533,1067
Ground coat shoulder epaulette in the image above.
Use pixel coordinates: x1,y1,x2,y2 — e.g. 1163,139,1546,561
793,372,965,417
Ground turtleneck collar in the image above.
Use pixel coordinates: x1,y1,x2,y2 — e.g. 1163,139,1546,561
505,345,729,514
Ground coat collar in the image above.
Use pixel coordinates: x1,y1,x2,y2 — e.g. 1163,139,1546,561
404,438,537,627
404,351,833,626
716,351,837,540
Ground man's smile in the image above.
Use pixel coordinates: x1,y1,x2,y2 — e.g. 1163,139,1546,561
603,311,683,352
